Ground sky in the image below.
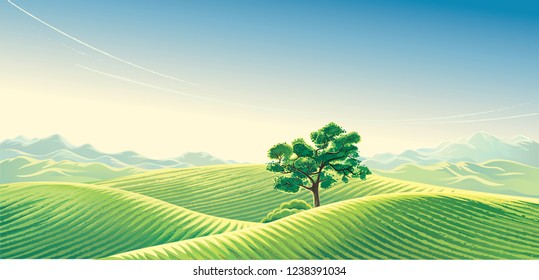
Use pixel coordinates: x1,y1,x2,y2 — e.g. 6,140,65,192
1,0,538,163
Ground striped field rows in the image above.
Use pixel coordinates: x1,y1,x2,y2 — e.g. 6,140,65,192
0,182,254,259
3,164,538,260
97,165,455,222
107,192,539,260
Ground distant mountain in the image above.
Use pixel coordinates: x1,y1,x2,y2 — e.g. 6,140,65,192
363,131,539,169
0,156,142,183
375,160,539,198
0,134,238,170
175,152,238,166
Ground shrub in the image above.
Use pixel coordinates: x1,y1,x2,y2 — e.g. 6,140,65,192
260,199,312,223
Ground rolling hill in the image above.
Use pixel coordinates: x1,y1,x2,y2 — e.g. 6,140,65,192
97,165,455,222
0,156,142,183
0,182,255,259
107,192,539,260
375,160,539,198
2,164,538,260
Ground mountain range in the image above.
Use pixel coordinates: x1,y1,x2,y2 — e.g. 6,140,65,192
375,159,539,198
363,131,539,170
0,134,237,170
2,132,538,195
0,156,141,183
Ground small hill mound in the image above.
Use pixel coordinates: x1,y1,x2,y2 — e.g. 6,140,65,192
0,183,255,259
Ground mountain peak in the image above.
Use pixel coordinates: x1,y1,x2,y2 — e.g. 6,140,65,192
509,135,535,144
365,131,539,169
0,135,38,147
42,134,68,142
13,135,31,143
1,135,238,169
461,131,501,146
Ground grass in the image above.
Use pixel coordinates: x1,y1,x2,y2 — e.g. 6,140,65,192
0,182,255,259
97,164,455,222
106,192,539,260
3,164,538,260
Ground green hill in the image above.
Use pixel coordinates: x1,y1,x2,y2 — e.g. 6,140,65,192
375,160,539,197
97,165,454,222
0,156,142,183
0,182,255,259
107,192,539,260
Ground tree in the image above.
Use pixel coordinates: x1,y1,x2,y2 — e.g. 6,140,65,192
266,122,371,207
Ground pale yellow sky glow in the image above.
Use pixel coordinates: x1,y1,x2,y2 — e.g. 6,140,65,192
2,1,537,163
2,78,533,163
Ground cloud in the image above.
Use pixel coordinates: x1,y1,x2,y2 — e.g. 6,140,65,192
8,0,197,86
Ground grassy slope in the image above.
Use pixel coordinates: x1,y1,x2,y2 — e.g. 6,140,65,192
108,192,539,260
97,165,456,222
0,156,141,183
375,160,539,197
0,182,255,259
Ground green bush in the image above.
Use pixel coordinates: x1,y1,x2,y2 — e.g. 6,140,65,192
260,199,312,223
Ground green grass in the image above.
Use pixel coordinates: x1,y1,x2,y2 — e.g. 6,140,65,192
0,182,255,259
97,164,455,222
4,164,538,260
107,192,539,260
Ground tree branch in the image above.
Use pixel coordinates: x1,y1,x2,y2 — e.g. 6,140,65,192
289,159,316,185
314,147,324,157
327,163,356,176
324,147,355,163
315,163,325,185
324,145,344,155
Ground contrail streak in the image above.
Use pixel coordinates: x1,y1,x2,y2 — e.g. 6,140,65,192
76,64,219,102
366,102,532,122
76,64,322,114
416,113,538,124
8,0,197,86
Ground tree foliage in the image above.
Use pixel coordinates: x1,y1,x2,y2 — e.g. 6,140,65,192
267,122,371,207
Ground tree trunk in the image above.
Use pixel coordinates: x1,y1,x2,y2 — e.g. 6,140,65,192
312,184,320,207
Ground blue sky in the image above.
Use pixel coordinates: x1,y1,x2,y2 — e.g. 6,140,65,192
1,0,538,162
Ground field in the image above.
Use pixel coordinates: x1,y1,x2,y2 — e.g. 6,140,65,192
0,182,253,259
108,192,539,260
97,165,453,222
1,164,539,259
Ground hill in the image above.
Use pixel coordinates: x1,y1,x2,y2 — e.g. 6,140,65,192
375,160,539,198
0,182,255,259
364,131,539,169
0,156,142,183
0,134,237,170
97,165,453,222
107,192,539,260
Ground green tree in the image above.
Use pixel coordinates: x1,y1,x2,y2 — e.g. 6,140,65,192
267,122,371,207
